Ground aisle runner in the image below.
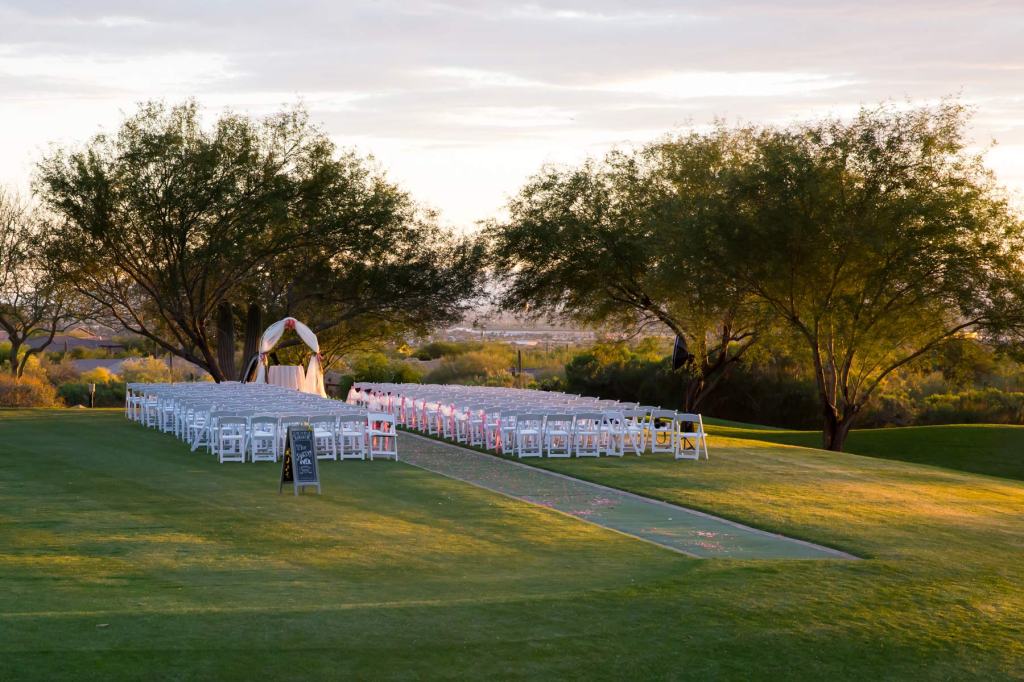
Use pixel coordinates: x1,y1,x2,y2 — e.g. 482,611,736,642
399,433,854,560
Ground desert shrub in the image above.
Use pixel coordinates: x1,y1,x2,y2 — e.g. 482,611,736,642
412,341,482,361
38,355,81,384
855,391,918,428
80,367,120,384
425,348,515,385
565,343,685,409
114,335,151,355
170,364,212,382
0,373,62,407
121,357,171,383
537,375,565,392
392,364,424,384
349,352,424,383
481,368,518,387
58,380,125,407
917,389,1024,425
68,347,112,359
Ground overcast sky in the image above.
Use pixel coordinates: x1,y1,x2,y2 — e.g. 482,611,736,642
1,0,1022,227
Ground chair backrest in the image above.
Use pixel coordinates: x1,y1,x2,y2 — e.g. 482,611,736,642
677,413,704,432
650,409,677,426
572,412,604,427
602,411,626,426
544,413,573,429
218,416,247,427
368,412,395,429
516,414,544,428
251,416,278,428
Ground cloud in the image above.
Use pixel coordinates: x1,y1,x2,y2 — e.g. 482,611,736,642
598,71,858,99
0,0,1020,225
91,15,154,28
0,47,236,94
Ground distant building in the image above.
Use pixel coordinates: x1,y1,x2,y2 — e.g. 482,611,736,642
71,357,208,380
26,335,126,353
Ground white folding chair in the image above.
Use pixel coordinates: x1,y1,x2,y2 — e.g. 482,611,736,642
368,412,398,460
543,413,574,458
484,409,503,451
622,408,650,455
310,415,339,461
215,416,247,463
188,404,212,452
572,412,603,457
676,413,710,461
248,415,279,462
515,414,544,458
601,411,626,457
338,415,368,460
650,409,679,454
499,411,521,456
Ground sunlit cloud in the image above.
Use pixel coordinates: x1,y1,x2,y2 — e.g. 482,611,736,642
600,71,858,99
503,4,708,24
92,15,154,28
422,67,548,89
0,48,236,93
0,0,1021,227
442,105,578,128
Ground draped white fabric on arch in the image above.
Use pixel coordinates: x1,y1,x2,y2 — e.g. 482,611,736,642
253,317,327,397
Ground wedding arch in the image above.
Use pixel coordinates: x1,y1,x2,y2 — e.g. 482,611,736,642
243,317,326,397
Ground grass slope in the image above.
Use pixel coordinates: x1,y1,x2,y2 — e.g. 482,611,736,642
705,419,1024,481
2,410,1023,680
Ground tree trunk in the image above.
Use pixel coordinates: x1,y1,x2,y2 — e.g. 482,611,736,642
242,303,262,381
680,354,736,413
216,302,236,382
682,376,706,413
821,410,856,451
17,350,33,378
8,340,20,376
199,342,226,383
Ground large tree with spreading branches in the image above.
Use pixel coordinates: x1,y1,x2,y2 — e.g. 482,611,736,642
0,190,81,377
36,101,484,381
486,132,765,411
710,102,1024,450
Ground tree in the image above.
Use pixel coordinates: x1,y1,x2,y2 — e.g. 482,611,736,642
712,102,1024,450
0,190,79,377
238,206,485,370
37,101,483,381
486,133,763,411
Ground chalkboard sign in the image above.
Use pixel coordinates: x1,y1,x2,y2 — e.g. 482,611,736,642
279,425,320,495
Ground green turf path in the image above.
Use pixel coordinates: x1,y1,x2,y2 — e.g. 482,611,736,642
2,410,1023,680
399,433,851,560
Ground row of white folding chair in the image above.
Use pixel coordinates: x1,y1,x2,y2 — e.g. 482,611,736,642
353,384,707,459
417,401,704,458
508,412,623,458
386,394,640,455
207,412,396,463
177,400,359,448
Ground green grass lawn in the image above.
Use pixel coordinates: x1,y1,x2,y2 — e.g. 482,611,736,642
705,418,1024,481
2,410,1023,680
